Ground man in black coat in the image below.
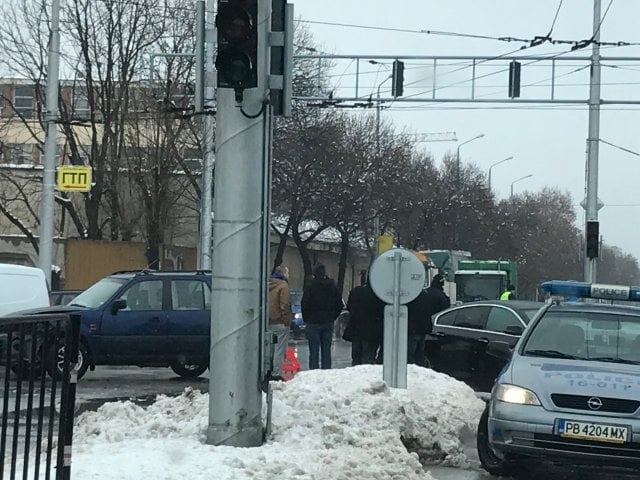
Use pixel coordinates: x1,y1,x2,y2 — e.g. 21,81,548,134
346,273,384,365
407,273,450,366
301,264,343,369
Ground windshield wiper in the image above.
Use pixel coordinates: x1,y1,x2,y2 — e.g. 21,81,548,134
589,356,640,365
524,349,581,359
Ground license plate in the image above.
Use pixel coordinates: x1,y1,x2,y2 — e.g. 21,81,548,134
556,419,629,443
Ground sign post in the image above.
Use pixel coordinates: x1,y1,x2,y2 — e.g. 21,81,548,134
369,248,425,388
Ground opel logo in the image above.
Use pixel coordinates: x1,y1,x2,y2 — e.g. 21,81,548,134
587,397,603,410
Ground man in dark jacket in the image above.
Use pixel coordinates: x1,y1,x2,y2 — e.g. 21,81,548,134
301,264,343,369
346,272,384,365
407,273,450,366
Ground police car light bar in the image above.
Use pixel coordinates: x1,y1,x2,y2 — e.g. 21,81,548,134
539,280,640,301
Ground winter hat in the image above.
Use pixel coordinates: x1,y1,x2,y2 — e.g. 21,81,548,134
273,265,289,280
313,264,326,278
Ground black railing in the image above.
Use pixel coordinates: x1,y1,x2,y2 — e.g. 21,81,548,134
0,313,79,480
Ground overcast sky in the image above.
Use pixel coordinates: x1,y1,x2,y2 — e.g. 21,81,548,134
293,0,640,265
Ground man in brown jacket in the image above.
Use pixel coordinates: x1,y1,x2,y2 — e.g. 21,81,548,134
268,265,293,380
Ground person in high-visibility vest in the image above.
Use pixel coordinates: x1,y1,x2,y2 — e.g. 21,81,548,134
500,284,516,300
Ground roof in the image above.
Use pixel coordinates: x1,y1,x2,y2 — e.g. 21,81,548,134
457,300,546,310
548,302,640,315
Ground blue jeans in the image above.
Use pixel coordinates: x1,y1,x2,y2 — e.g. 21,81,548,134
305,322,334,369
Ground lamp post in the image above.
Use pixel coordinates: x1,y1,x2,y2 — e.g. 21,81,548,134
456,134,485,183
510,174,533,197
488,156,513,191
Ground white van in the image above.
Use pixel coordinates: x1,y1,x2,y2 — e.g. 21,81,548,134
0,263,50,316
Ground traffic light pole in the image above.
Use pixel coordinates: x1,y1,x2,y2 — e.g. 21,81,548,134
584,0,602,283
207,0,270,448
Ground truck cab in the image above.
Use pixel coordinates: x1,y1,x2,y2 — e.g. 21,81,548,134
454,270,507,302
455,259,517,303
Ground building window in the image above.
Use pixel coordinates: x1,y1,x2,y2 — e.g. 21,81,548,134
72,87,90,118
9,144,33,165
13,85,34,118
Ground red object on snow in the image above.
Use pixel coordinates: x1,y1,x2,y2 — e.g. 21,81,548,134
282,347,301,380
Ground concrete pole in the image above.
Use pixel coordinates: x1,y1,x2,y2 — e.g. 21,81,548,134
198,0,215,270
38,0,61,287
584,0,601,283
207,0,270,447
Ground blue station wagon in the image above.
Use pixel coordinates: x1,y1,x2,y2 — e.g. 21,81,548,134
36,270,212,379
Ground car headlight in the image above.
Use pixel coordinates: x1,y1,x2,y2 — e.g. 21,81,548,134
495,384,541,406
294,313,302,319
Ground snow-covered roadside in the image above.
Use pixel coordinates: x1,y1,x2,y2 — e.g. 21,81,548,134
67,365,484,479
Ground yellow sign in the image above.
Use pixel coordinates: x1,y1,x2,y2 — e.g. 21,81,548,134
57,166,92,192
377,234,394,255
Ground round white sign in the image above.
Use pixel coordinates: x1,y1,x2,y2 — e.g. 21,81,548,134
369,248,426,305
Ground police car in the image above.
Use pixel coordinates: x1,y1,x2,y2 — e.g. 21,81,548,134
478,281,640,476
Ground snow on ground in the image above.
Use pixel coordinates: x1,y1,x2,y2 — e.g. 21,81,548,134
68,365,484,479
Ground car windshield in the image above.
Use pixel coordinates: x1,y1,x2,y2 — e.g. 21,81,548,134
70,277,128,308
522,310,640,364
456,275,503,302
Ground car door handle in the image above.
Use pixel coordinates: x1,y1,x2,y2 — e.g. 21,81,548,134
431,332,445,337
477,338,490,344
149,316,161,323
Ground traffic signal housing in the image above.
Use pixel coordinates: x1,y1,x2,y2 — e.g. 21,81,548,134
392,60,404,97
216,0,258,92
586,221,599,259
508,60,521,98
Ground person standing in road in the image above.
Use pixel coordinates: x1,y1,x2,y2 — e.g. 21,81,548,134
301,264,343,369
407,273,450,366
500,284,516,300
268,265,293,380
346,270,384,365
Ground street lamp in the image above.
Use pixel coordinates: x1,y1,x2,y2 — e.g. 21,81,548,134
456,134,485,183
510,174,533,197
488,156,514,191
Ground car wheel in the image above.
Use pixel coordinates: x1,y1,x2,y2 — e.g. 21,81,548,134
171,357,208,378
477,406,518,477
46,340,89,381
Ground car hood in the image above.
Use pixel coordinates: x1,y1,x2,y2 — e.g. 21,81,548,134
507,355,640,401
5,305,89,316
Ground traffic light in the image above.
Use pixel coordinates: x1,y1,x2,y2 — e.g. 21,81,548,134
392,60,404,97
508,60,521,98
215,0,258,92
269,0,293,116
586,221,599,259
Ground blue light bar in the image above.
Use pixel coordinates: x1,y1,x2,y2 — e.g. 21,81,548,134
539,280,640,301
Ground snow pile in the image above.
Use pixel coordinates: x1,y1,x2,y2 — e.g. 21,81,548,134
69,365,484,479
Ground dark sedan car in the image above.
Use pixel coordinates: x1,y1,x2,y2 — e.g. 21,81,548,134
426,300,546,392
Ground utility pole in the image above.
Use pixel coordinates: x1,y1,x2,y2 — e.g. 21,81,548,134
207,0,269,447
38,0,61,287
584,0,602,283
197,0,216,270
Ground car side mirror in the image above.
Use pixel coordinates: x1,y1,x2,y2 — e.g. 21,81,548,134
505,325,523,335
487,341,512,360
111,299,127,314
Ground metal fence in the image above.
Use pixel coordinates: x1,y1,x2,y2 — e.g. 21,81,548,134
0,313,79,480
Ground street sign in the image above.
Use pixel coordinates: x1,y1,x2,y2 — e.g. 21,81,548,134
57,166,92,192
369,248,425,305
369,248,426,389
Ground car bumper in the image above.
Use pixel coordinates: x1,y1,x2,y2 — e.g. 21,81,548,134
489,401,640,466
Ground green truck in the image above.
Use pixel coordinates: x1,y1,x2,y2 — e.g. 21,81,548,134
454,259,517,303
